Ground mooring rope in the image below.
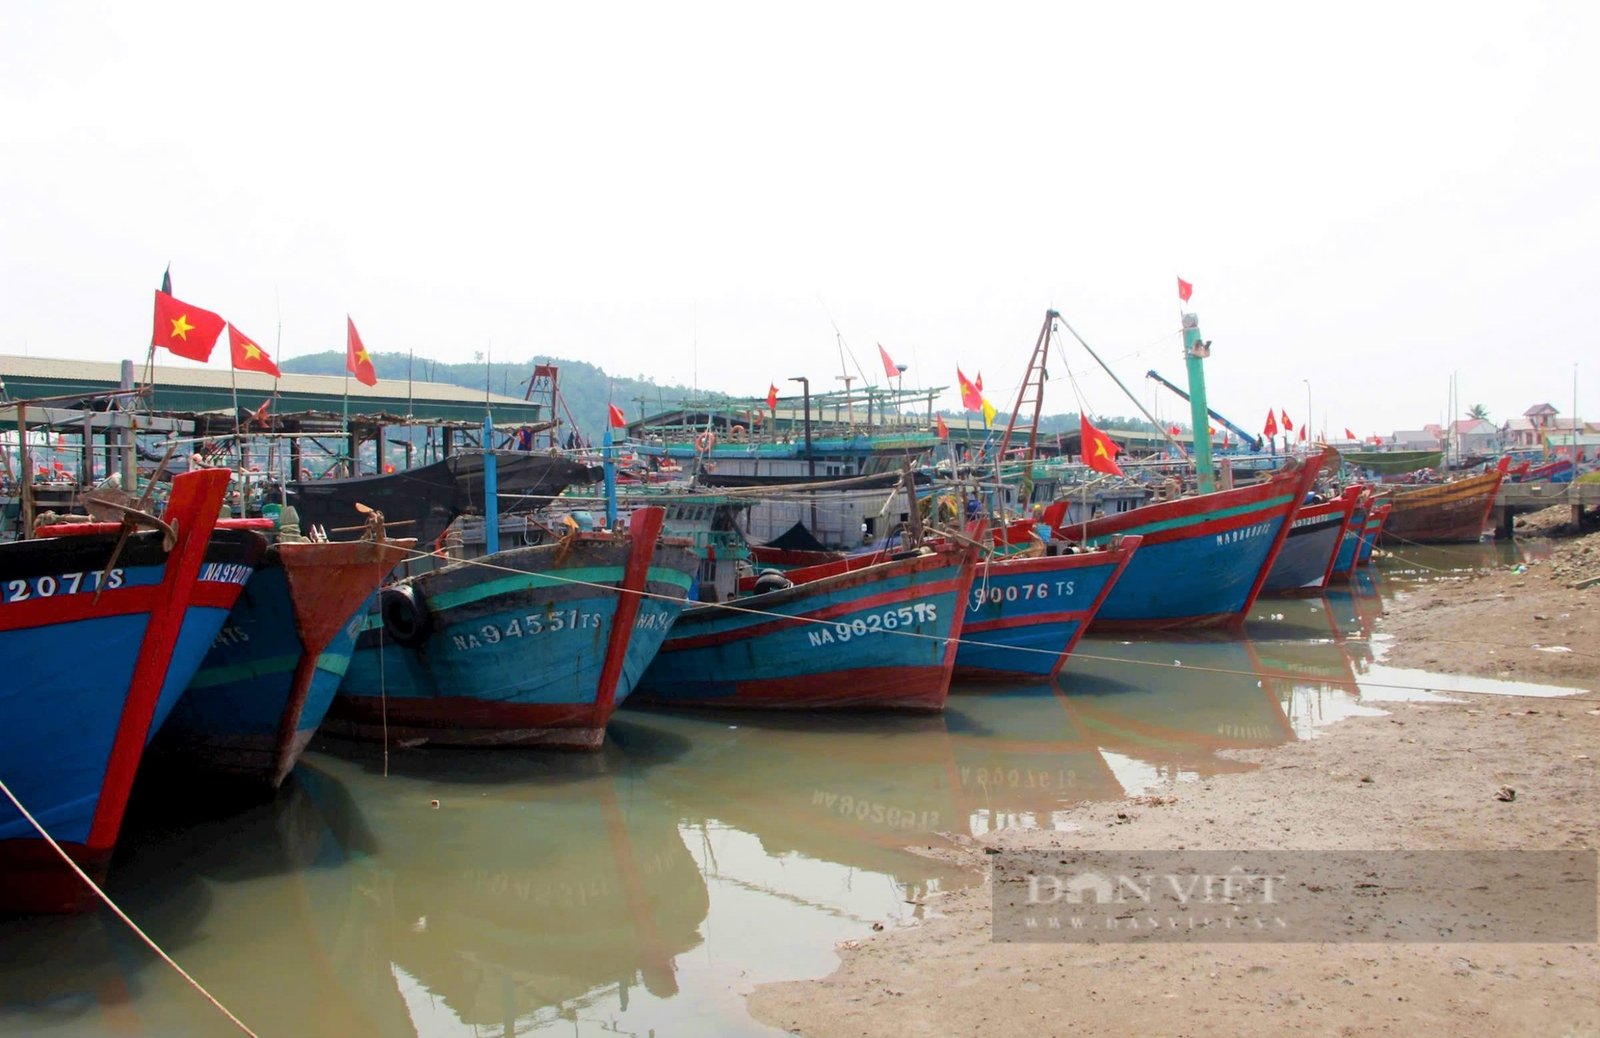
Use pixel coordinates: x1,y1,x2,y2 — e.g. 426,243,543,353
0,776,260,1037
376,542,1587,701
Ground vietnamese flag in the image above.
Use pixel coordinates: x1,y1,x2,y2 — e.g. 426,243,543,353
1298,424,1307,442
346,317,377,386
227,323,281,378
936,414,949,439
1177,277,1193,303
1263,409,1279,438
1168,424,1181,436
766,383,779,410
1280,409,1293,431
878,343,899,380
607,403,627,428
1081,416,1124,476
1344,427,1355,440
152,290,225,362
956,368,984,412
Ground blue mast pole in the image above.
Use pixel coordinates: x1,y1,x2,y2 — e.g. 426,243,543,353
482,412,499,555
603,423,618,529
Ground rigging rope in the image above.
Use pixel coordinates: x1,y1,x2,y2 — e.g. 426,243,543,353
373,540,1578,701
0,777,260,1037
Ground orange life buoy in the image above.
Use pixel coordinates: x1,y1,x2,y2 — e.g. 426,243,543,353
695,431,717,452
730,424,748,443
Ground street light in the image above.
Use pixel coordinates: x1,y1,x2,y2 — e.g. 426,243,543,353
789,377,814,481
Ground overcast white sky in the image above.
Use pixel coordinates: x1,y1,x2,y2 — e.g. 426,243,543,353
2,1,1596,437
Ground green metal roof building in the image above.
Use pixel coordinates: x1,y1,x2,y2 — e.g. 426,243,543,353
0,354,546,426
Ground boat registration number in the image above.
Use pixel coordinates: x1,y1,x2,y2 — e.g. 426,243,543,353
451,609,604,651
805,602,938,646
2,569,125,603
969,580,1074,610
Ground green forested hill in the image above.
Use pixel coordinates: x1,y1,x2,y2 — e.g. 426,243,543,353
279,352,731,436
280,352,1168,438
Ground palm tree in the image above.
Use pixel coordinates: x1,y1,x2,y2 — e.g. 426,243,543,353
1467,403,1489,421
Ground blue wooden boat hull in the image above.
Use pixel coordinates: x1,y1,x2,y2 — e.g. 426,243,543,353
635,545,977,711
1049,455,1326,631
0,470,261,912
1356,510,1385,564
1263,513,1346,593
329,509,697,749
154,567,362,786
1329,505,1368,582
953,539,1140,683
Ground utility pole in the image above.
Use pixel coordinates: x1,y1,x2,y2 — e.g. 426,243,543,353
791,375,815,533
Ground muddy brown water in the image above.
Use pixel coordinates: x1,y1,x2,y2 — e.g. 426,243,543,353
0,541,1574,1036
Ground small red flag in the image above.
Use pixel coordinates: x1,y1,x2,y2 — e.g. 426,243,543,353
1169,424,1181,436
1344,427,1355,440
1081,416,1124,476
152,290,225,362
607,403,627,428
227,323,281,378
1263,409,1279,438
878,343,899,380
975,371,983,392
936,414,949,440
956,368,984,411
1177,277,1193,303
766,383,779,410
1223,431,1231,448
346,317,377,386
1298,424,1307,442
1280,409,1293,431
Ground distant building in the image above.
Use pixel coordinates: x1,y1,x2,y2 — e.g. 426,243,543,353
1449,418,1500,455
1503,404,1588,449
1389,428,1442,451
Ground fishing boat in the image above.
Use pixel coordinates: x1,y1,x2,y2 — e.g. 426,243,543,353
953,537,1141,682
1377,467,1505,545
1356,501,1391,564
1262,485,1363,594
1042,455,1326,630
149,518,417,790
326,507,699,749
1337,448,1446,475
0,469,265,913
1326,490,1371,583
634,539,980,712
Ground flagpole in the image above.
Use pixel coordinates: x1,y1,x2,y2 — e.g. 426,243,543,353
230,358,243,517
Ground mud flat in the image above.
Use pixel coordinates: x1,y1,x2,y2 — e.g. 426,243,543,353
1378,510,1600,688
750,535,1600,1037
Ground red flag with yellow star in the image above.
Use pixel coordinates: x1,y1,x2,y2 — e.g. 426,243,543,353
227,323,281,378
346,317,377,386
1080,416,1124,476
152,290,225,362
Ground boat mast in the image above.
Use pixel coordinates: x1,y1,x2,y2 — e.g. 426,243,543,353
996,310,1057,477
1181,311,1215,492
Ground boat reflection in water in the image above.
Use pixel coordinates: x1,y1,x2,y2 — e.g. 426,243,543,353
0,582,1411,1037
944,684,1124,833
309,743,709,1036
0,764,412,1037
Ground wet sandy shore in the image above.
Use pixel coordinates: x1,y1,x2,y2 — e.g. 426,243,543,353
750,521,1600,1037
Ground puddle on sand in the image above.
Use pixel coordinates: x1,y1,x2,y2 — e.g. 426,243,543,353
0,542,1582,1037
